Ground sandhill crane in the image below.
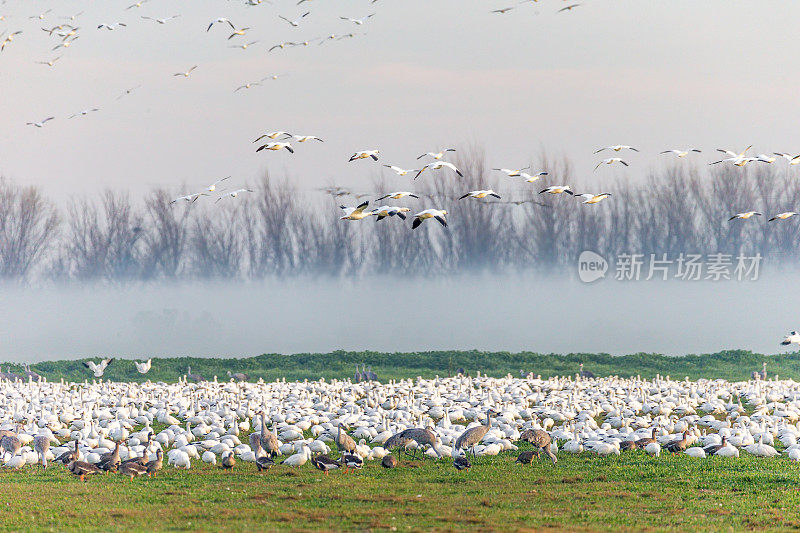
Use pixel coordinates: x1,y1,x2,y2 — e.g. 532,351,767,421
259,413,280,458
0,434,21,461
22,364,41,382
455,410,496,456
391,427,441,459
33,435,51,469
519,428,557,464
227,370,248,381
751,362,767,381
336,423,357,455
186,366,204,383
578,363,594,379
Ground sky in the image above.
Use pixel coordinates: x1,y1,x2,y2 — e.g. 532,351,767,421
1,1,800,200
1,0,799,362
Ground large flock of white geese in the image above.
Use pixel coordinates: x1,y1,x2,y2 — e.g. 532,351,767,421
5,358,800,481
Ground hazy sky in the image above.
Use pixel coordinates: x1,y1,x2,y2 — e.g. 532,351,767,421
1,1,800,200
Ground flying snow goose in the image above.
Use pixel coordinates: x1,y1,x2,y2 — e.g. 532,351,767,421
372,206,410,221
459,190,500,200
660,149,701,158
728,211,762,221
417,149,455,160
215,189,254,203
576,193,612,204
781,331,800,347
141,15,181,24
135,359,152,374
349,150,379,162
36,56,61,67
539,186,573,195
411,209,448,229
207,18,235,31
170,192,207,204
26,117,54,128
383,166,418,176
206,177,230,192
492,167,530,177
83,358,114,378
414,161,462,179
774,153,800,165
769,212,798,221
518,171,548,183
97,23,126,30
173,65,197,77
595,145,638,153
376,191,419,201
253,131,291,142
255,142,294,153
292,135,323,142
339,14,375,25
594,158,629,170
279,12,310,26
339,201,375,220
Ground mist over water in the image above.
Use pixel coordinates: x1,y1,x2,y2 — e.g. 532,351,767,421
1,272,796,362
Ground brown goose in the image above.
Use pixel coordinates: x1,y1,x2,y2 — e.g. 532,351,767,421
97,441,121,473
341,453,363,473
146,449,163,477
519,429,557,465
381,455,397,469
68,459,103,481
453,455,471,471
119,461,148,480
255,455,274,472
619,439,638,451
665,431,690,453
635,428,659,448
515,450,536,465
311,454,341,475
121,434,152,467
703,436,727,456
221,450,236,471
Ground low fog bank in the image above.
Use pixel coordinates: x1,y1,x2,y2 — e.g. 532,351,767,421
0,274,796,362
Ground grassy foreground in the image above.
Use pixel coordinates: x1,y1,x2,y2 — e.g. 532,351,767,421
17,348,800,383
4,448,800,532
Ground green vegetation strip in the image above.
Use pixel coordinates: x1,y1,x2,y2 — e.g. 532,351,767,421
18,349,800,383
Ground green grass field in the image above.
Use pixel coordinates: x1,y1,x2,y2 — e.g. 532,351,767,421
5,446,800,532
18,348,800,383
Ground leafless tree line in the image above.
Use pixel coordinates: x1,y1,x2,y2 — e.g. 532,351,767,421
1,151,799,282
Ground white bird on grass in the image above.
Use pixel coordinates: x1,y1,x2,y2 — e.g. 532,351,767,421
414,161,463,180
411,209,448,229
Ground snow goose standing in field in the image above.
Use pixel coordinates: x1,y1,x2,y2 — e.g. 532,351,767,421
781,331,800,347
414,161,463,179
411,209,448,229
684,447,706,458
135,359,151,374
660,149,702,158
349,150,379,162
417,149,455,160
83,358,114,378
255,142,294,153
644,442,661,457
769,212,798,221
339,201,375,221
595,145,638,153
281,445,311,467
459,190,500,200
744,435,778,457
576,193,612,204
728,211,762,221
539,186,573,195
376,191,419,201
594,158,629,170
